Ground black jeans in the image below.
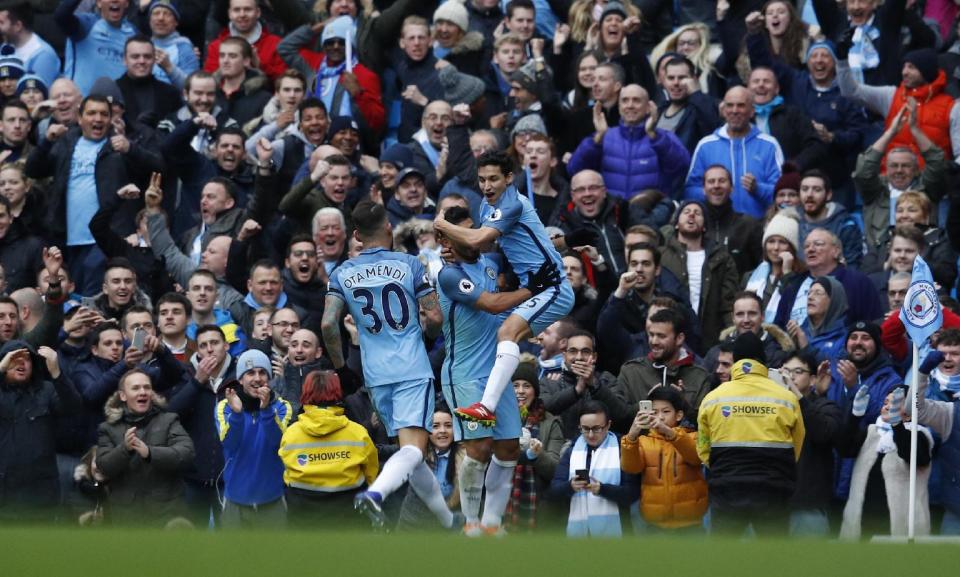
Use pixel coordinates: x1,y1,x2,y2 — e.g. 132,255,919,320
710,485,790,538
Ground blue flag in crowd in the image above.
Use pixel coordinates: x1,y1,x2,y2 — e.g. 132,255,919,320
899,255,943,345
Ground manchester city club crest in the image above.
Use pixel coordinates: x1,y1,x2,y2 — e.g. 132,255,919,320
485,267,496,279
904,280,939,329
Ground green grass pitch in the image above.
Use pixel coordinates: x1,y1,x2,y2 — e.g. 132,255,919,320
1,527,958,577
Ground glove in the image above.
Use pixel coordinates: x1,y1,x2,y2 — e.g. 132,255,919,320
851,385,870,417
835,27,855,60
526,260,562,295
887,387,906,427
919,350,945,376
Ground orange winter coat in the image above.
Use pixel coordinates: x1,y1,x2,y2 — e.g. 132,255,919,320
885,70,954,164
620,428,708,528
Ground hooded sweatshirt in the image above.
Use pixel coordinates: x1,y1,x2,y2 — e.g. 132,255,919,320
278,405,378,492
684,125,784,219
801,276,850,363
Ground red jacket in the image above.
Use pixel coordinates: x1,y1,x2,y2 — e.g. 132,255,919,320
884,70,954,166
881,306,960,361
204,28,287,84
298,50,385,135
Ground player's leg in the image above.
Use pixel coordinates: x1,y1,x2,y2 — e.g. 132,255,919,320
443,380,493,533
460,285,573,423
355,382,429,527
456,314,530,424
400,426,457,528
480,382,522,533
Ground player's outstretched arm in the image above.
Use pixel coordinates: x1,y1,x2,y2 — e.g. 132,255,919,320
476,259,562,313
434,219,500,252
418,292,443,339
321,295,347,369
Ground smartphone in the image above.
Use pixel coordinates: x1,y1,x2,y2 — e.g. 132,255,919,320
132,328,145,350
575,469,589,481
638,400,653,413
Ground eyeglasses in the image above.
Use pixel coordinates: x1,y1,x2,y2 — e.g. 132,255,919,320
272,321,301,329
804,240,829,250
781,367,810,376
565,347,594,357
677,39,701,48
571,184,605,195
579,425,607,435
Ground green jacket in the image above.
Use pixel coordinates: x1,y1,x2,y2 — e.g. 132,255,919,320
852,144,947,249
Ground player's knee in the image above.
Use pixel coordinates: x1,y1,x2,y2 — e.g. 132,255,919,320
497,317,528,342
398,444,424,463
464,438,493,462
494,439,520,462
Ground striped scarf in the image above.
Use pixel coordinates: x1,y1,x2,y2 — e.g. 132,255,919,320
848,20,880,84
567,432,622,537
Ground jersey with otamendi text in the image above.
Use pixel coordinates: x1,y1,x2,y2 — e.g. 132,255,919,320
328,248,434,387
480,185,566,279
438,254,502,386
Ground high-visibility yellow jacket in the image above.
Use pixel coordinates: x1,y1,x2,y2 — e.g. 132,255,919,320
278,406,378,492
697,359,805,493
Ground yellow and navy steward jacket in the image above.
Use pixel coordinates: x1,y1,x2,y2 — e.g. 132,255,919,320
696,359,805,493
278,406,379,492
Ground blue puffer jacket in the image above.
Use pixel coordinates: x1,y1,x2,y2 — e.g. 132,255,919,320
684,126,783,219
567,123,690,201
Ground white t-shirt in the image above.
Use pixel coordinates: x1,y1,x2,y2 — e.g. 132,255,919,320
687,249,706,313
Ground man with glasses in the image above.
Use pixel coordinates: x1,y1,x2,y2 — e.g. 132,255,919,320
547,400,639,537
266,307,301,376
774,228,883,326
540,329,622,440
777,351,844,536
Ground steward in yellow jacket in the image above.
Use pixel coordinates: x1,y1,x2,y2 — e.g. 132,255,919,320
279,405,379,493
697,332,804,533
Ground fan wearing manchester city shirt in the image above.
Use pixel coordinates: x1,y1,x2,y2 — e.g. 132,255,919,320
435,206,561,535
434,150,573,427
321,200,458,531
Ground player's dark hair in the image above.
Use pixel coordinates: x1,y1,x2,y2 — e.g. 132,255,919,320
352,199,389,240
477,150,514,177
443,206,471,227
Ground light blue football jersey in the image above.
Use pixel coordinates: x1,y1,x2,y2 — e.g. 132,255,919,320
480,185,566,279
437,254,502,386
328,248,434,387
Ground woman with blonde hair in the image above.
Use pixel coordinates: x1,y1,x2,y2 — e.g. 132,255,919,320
568,0,640,45
650,22,723,96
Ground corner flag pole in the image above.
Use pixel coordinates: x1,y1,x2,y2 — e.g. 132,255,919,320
909,343,919,541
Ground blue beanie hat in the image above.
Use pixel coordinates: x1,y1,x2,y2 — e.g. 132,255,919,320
148,0,181,20
806,40,838,64
17,74,48,98
237,349,272,378
380,142,414,170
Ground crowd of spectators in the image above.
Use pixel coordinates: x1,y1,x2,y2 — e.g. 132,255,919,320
2,0,960,538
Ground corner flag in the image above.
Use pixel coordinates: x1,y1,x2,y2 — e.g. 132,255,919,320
898,255,942,541
899,255,943,344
